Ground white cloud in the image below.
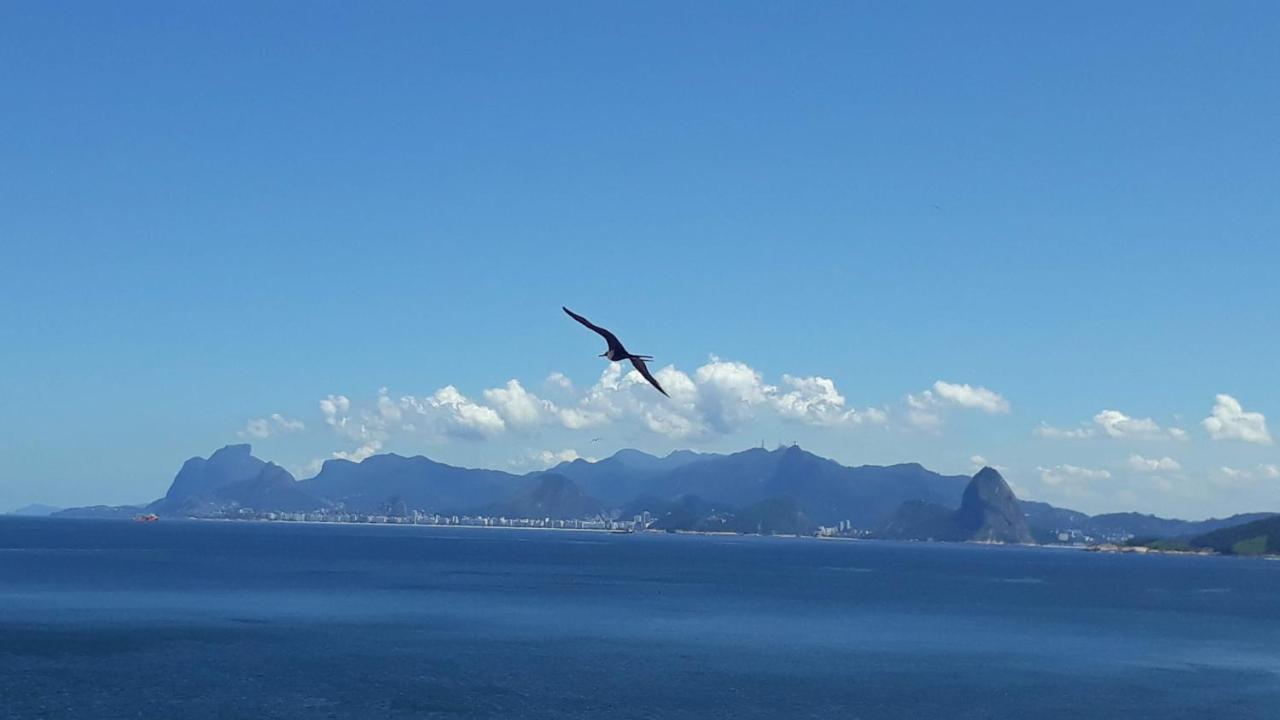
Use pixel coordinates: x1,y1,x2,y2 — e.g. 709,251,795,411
239,413,306,439
528,448,590,468
296,458,326,480
905,401,943,431
333,439,383,463
1034,422,1094,439
1213,464,1280,486
1202,394,1272,445
1037,464,1112,486
557,406,608,430
1212,465,1259,489
482,379,556,428
407,386,507,440
854,407,890,425
541,357,885,440
561,362,700,439
545,372,574,391
907,380,1009,430
541,448,585,465
319,395,351,429
931,381,1011,413
1035,409,1183,441
654,365,700,401
375,388,402,424
241,418,272,439
1093,410,1163,439
970,455,1006,472
773,374,885,427
1127,454,1181,473
694,358,773,433
304,361,921,453
272,414,306,433
642,408,700,438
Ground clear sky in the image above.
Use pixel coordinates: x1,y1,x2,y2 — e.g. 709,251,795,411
2,2,1278,518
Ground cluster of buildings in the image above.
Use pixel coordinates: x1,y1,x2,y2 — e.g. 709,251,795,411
815,520,870,538
1050,528,1134,545
224,507,654,532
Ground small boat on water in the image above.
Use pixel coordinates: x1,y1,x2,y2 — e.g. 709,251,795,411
133,513,159,523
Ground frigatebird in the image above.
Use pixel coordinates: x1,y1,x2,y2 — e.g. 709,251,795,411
562,306,669,397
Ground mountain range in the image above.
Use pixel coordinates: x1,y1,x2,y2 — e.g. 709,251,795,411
51,444,1275,545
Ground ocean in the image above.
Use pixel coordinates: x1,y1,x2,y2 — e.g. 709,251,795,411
2,517,1278,719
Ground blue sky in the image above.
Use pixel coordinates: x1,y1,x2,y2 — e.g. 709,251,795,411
2,2,1277,517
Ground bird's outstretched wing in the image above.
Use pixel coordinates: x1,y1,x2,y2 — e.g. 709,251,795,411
563,306,625,354
629,356,669,397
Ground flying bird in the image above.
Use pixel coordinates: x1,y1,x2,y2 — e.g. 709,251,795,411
562,306,669,397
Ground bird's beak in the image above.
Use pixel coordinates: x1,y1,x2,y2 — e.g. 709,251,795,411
598,352,607,357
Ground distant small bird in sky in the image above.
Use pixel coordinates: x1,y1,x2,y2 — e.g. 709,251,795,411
590,437,601,443
562,306,669,397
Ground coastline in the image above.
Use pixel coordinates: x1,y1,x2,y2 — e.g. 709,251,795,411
12,515,1277,559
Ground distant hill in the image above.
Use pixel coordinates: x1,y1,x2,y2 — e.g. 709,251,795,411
548,449,711,504
6,504,63,517
642,495,735,533
1020,500,1090,540
727,496,812,536
54,504,143,519
1088,511,1275,539
880,467,1032,544
160,444,264,505
1189,515,1280,556
208,462,321,513
877,500,957,541
146,444,322,516
642,494,810,535
148,444,324,516
482,474,604,520
1020,500,1275,542
301,453,523,513
636,446,969,526
55,445,323,519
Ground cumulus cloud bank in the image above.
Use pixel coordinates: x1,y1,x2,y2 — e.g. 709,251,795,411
400,386,507,440
907,380,1009,429
308,357,888,461
483,380,556,428
1202,394,1272,445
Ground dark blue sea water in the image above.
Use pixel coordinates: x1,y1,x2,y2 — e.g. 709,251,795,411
2,518,1279,719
